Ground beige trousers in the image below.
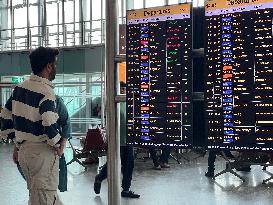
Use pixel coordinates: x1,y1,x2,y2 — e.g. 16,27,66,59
18,142,63,205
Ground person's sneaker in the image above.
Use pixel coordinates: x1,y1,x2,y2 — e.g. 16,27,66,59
121,190,140,198
153,164,161,170
205,171,214,178
160,162,170,168
94,175,102,194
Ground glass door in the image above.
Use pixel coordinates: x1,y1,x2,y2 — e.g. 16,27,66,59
0,83,14,109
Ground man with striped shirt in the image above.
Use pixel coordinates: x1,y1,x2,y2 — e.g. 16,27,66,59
0,47,64,205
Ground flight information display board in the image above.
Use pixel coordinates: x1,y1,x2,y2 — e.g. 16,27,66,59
205,0,273,150
126,4,193,147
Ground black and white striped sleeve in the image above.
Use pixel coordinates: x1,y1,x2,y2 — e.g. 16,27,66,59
39,95,62,146
0,96,15,140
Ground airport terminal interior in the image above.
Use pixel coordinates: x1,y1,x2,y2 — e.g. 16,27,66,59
1,0,273,204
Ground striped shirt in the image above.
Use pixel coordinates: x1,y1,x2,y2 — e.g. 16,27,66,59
0,74,61,147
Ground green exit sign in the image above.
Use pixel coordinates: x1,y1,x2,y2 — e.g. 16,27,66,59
11,76,24,84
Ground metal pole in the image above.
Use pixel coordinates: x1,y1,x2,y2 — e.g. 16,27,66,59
26,0,30,49
57,1,60,47
73,0,76,45
10,0,14,50
105,0,121,204
100,0,104,43
43,0,47,46
62,0,65,46
90,0,92,44
79,0,83,45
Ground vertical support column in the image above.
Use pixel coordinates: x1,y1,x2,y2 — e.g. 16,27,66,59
26,0,30,49
90,0,92,44
79,0,84,45
57,1,60,47
0,0,8,49
37,0,43,46
62,0,66,46
43,0,47,46
105,0,121,205
101,0,104,43
86,73,91,131
101,46,105,127
120,0,125,24
10,0,14,50
73,0,76,45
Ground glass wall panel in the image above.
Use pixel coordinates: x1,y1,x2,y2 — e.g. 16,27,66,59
82,0,91,21
133,0,143,9
14,7,27,28
58,2,63,24
92,0,101,20
75,0,80,23
47,24,58,47
145,0,165,8
29,0,38,3
168,0,179,5
29,5,39,27
0,0,206,51
12,0,24,5
30,27,39,48
64,0,74,23
14,28,27,49
46,2,58,25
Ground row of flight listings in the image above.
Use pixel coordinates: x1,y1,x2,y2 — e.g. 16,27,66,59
125,0,273,151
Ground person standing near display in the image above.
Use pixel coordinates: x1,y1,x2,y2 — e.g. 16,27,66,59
205,150,234,177
93,81,140,198
0,47,64,205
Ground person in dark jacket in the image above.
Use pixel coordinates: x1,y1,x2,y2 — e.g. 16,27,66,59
93,82,140,198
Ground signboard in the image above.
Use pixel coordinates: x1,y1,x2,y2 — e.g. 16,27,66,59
205,0,273,150
126,4,193,147
11,76,24,84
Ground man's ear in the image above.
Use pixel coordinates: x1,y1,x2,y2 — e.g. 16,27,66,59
46,63,53,72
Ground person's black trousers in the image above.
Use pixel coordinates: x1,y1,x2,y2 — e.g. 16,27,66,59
207,150,233,173
96,145,134,191
149,147,171,166
207,151,217,173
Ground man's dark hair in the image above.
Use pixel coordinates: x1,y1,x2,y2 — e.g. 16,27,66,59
120,81,126,88
29,47,59,75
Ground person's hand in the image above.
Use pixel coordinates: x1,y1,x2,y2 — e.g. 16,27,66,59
13,146,19,163
55,146,64,157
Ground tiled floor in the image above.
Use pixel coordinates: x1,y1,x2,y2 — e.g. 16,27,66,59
1,143,273,205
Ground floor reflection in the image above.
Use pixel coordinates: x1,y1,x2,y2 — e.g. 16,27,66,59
1,143,273,205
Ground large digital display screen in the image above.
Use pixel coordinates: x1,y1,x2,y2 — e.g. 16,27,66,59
205,0,273,150
126,4,193,147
